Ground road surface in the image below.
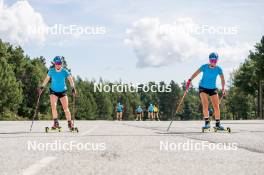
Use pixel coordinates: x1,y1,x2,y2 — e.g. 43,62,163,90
0,120,263,175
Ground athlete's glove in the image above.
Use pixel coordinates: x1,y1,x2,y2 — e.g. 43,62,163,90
186,79,191,90
72,87,77,96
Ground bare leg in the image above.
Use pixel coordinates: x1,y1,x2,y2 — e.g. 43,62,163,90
116,112,119,120
148,112,150,120
60,96,71,121
157,113,160,121
200,92,209,118
210,94,220,120
120,112,123,121
50,95,59,119
150,112,154,120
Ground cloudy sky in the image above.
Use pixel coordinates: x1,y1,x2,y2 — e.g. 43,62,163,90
0,0,263,87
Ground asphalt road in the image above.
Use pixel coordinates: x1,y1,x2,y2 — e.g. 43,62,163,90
0,120,264,175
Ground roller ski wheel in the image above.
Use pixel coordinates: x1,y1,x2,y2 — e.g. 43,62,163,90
68,121,78,133
69,127,79,133
202,127,211,133
213,126,231,133
202,123,211,133
45,126,62,133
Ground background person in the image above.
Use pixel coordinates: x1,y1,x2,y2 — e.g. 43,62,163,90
116,102,123,121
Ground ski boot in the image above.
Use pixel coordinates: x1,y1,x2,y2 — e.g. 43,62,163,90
202,117,211,133
213,123,231,133
202,122,211,132
68,120,79,133
45,120,62,133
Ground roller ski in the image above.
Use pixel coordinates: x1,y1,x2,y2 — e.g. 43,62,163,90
202,122,211,132
213,124,231,133
202,119,231,133
45,120,62,133
68,120,79,133
202,117,211,132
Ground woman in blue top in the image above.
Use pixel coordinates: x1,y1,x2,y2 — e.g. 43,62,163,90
135,105,143,121
186,52,226,130
148,103,154,120
39,56,77,130
116,102,124,121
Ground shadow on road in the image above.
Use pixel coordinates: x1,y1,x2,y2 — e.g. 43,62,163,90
0,131,43,134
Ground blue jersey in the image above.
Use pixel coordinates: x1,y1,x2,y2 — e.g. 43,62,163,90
48,68,71,92
117,104,123,112
136,107,143,113
199,64,223,89
148,105,154,112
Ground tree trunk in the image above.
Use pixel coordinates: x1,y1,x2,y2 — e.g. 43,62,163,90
257,80,263,119
261,81,263,119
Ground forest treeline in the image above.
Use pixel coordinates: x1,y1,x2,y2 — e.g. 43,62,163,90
0,36,263,121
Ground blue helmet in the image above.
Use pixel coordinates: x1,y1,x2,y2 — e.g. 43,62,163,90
209,52,218,60
53,56,63,64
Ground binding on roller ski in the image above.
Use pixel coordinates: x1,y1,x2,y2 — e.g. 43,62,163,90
167,52,231,133
31,56,79,133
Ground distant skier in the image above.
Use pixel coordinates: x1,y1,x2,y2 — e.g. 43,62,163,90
135,105,143,121
148,103,154,120
116,102,124,121
153,104,160,121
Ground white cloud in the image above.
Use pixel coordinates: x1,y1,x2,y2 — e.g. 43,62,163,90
125,17,251,68
0,0,48,45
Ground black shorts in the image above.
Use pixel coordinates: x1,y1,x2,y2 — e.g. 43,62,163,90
50,88,67,98
199,86,217,96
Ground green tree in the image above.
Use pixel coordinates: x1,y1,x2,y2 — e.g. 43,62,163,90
0,58,23,118
234,36,264,119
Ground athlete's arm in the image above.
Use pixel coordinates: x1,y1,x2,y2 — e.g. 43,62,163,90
41,75,51,87
189,69,201,81
67,75,77,95
220,74,226,95
186,69,201,89
38,75,50,94
67,75,75,88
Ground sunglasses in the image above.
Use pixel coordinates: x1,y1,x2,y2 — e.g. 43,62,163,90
209,59,217,64
54,62,62,65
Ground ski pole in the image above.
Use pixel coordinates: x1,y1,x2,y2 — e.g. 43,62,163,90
167,89,188,131
72,93,76,126
157,113,160,121
219,94,224,104
30,91,42,132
